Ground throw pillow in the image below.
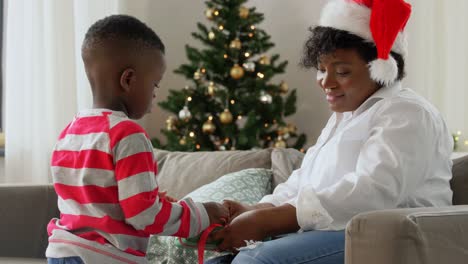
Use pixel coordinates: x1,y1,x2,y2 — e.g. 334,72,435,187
147,168,273,264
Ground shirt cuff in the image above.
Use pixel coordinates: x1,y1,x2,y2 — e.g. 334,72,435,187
259,194,282,206
194,201,210,234
295,185,333,231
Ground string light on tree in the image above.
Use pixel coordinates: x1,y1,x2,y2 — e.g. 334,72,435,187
205,8,218,20
179,136,187,145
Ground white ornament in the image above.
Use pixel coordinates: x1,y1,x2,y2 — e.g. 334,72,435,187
178,106,192,121
242,62,256,72
259,91,273,104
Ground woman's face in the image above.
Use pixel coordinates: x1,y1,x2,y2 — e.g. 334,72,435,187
316,49,378,112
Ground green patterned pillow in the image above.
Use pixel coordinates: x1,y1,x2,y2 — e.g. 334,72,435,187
147,168,272,264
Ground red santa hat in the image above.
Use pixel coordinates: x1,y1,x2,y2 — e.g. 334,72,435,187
319,0,412,86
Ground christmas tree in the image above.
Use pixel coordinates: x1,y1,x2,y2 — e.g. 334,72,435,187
152,0,306,151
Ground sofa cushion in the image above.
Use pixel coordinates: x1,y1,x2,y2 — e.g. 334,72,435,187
270,148,304,188
154,148,272,199
451,153,468,205
147,168,272,264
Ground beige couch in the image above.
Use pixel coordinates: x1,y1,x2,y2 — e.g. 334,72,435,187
1,148,467,264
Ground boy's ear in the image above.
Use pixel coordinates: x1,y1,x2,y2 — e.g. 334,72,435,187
120,68,135,92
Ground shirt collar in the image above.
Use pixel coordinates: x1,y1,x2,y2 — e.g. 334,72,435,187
353,81,402,116
77,108,128,118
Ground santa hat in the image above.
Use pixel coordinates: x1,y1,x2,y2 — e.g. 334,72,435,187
319,0,412,86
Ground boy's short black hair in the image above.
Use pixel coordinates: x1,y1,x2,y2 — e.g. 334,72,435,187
301,26,405,82
82,14,165,53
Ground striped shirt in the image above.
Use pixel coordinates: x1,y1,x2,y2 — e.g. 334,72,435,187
46,109,209,264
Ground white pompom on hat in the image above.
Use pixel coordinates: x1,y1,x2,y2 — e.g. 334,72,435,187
319,0,412,86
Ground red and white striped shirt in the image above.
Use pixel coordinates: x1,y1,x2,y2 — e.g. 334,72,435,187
46,109,209,264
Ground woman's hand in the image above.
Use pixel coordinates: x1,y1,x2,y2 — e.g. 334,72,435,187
203,202,230,225
212,210,267,252
212,204,299,252
222,200,254,221
222,200,275,222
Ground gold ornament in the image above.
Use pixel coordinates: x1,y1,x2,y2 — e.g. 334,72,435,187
229,38,242,49
220,109,233,124
205,8,215,20
230,64,245,79
239,6,250,19
208,31,215,40
277,126,289,136
165,116,177,131
279,81,289,94
179,136,187,145
287,123,297,134
193,70,202,80
202,119,216,134
259,55,270,65
274,137,287,148
207,82,217,96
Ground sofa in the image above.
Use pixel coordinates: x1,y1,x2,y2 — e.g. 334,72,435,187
0,148,467,264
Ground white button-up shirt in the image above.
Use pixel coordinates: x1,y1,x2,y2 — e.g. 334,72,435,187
260,82,453,231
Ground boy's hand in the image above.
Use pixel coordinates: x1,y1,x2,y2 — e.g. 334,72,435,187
203,202,230,225
159,191,178,202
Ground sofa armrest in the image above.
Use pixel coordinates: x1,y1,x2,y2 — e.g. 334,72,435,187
0,184,58,258
345,205,468,264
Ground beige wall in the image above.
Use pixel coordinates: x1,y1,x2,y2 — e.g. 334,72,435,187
138,0,331,148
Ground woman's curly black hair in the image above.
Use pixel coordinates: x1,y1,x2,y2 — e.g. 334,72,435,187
301,26,405,82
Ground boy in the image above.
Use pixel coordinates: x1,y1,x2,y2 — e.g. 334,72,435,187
46,15,228,264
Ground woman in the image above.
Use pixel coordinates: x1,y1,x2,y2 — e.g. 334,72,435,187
206,0,453,263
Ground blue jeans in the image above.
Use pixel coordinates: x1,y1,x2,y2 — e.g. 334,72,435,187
205,230,344,264
47,257,84,264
